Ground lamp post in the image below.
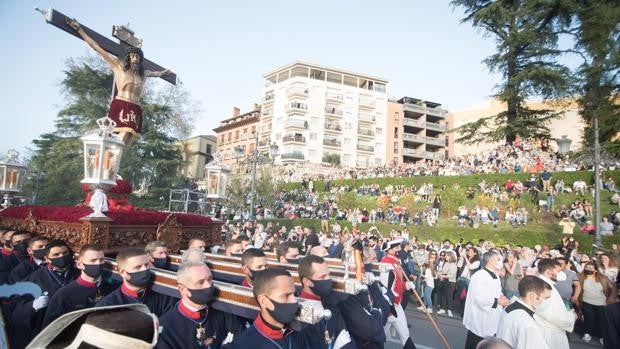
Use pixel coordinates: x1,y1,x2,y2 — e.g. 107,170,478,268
0,149,27,209
234,146,244,173
80,117,125,217
248,138,278,220
593,116,602,251
205,156,230,216
556,135,572,156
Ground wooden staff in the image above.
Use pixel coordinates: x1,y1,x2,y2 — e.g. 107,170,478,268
395,264,451,349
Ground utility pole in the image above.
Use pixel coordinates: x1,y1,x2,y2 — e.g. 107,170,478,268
594,115,602,251
249,136,259,220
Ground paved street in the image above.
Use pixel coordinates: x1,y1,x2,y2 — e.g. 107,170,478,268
382,308,604,349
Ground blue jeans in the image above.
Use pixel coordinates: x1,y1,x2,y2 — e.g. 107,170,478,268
423,285,434,309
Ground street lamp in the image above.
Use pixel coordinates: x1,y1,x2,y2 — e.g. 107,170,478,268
234,146,244,173
248,138,278,220
0,149,27,208
81,117,125,217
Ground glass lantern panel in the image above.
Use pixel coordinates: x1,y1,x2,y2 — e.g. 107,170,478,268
207,170,220,197
0,166,5,190
85,144,101,180
218,173,227,197
102,144,122,182
6,169,20,190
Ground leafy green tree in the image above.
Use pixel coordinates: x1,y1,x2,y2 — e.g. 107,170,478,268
573,0,620,156
26,56,196,209
450,0,573,145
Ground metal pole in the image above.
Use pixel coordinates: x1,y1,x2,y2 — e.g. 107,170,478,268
249,136,259,220
594,115,602,251
33,171,41,205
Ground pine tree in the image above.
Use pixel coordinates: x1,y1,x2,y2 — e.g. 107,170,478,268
27,56,197,208
450,0,574,145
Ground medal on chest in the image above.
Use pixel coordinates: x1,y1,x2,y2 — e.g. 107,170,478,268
195,325,215,346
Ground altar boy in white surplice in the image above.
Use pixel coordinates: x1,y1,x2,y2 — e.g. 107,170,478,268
497,275,552,349
534,259,577,349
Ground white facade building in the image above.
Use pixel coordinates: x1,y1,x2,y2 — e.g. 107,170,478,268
258,62,388,168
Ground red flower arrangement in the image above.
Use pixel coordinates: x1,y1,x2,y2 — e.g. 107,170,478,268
0,206,213,226
81,179,132,194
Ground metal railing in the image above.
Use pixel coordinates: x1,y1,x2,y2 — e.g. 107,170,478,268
281,152,305,160
357,144,374,152
282,135,306,143
325,106,343,116
323,139,341,147
358,113,375,123
324,123,342,132
357,129,375,137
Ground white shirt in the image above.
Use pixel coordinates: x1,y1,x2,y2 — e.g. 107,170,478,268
463,267,504,337
534,275,575,349
497,299,550,349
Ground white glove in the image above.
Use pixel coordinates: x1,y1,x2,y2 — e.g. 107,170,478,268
333,329,352,349
405,281,415,290
33,295,49,311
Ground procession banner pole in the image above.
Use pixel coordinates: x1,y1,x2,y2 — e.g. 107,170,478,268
395,264,452,349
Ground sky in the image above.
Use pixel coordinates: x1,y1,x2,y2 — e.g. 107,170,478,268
0,0,503,157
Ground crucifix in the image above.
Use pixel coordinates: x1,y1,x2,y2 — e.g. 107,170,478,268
35,7,177,147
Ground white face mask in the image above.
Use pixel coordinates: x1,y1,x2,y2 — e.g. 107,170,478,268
555,270,567,282
536,298,552,312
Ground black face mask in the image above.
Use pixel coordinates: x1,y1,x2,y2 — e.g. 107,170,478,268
83,263,104,279
32,248,47,260
584,270,594,275
13,242,28,257
364,263,373,273
187,286,216,306
286,258,300,265
153,257,170,269
267,297,299,326
249,268,268,281
128,269,152,288
310,279,333,299
50,254,74,269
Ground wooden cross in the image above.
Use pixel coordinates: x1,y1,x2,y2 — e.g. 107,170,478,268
35,7,176,85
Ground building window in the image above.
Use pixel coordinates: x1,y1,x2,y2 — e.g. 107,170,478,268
393,142,399,151
275,133,281,141
310,133,318,140
344,138,352,145
345,122,352,130
206,144,212,154
227,133,231,141
251,126,256,134
394,128,398,138
235,130,239,140
376,128,383,135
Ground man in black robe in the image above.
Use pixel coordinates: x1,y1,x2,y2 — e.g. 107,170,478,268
0,230,30,284
96,247,175,317
156,261,243,348
42,244,119,327
8,235,48,283
9,239,78,349
145,240,173,271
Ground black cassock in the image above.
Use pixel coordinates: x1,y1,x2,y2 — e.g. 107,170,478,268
0,252,19,284
8,257,42,283
8,265,78,349
299,290,357,349
224,314,314,349
339,282,391,349
156,301,244,349
96,282,175,317
42,273,120,328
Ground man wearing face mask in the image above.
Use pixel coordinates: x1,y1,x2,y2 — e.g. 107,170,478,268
240,248,268,288
145,240,172,271
534,258,576,349
463,250,510,349
97,247,175,317
0,230,30,284
277,241,300,264
157,261,242,349
225,239,244,257
188,238,207,252
42,244,118,327
227,268,315,348
298,255,355,349
9,239,78,348
496,276,552,349
9,235,48,283
8,231,38,283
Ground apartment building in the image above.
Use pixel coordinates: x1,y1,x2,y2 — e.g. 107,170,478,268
258,62,389,168
180,135,217,180
213,105,261,167
447,99,585,157
386,97,449,164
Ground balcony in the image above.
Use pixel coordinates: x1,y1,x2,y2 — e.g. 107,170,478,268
258,139,270,147
358,113,375,124
426,137,444,147
263,93,275,104
260,124,271,133
359,97,376,109
286,102,308,114
261,109,272,119
325,106,343,117
324,122,342,133
403,118,424,128
284,119,306,129
357,144,374,153
426,151,443,160
357,128,375,138
427,107,448,117
403,103,426,114
281,152,305,160
323,138,341,148
286,86,309,98
426,122,447,131
403,132,423,142
282,135,306,144
326,91,343,103
402,148,425,157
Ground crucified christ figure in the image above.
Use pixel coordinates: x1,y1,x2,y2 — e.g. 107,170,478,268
67,18,170,146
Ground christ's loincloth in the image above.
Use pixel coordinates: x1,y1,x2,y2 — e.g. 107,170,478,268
108,99,143,136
